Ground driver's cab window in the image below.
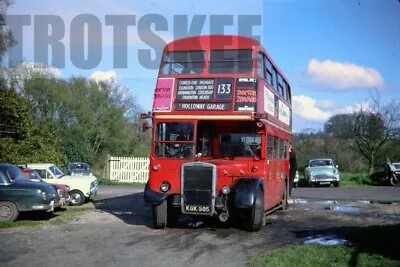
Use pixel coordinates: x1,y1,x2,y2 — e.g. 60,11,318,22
155,122,194,158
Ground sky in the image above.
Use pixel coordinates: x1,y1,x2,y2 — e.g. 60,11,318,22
6,0,400,132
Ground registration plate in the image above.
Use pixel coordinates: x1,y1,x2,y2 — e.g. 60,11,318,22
184,205,211,213
319,181,330,185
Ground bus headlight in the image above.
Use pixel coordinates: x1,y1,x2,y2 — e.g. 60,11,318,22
222,185,230,195
160,181,170,192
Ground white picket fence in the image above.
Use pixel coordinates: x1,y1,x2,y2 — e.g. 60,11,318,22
108,156,149,183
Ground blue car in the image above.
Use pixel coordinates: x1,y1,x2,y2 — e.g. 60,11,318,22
304,158,340,187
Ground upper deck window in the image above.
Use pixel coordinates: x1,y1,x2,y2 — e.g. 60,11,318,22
160,51,205,75
208,49,253,74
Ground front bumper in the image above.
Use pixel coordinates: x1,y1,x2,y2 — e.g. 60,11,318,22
32,200,55,212
87,185,98,197
310,177,339,185
60,195,71,207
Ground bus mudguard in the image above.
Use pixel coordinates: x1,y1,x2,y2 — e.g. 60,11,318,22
143,182,168,205
232,177,264,209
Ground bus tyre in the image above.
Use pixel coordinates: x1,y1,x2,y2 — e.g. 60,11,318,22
243,187,264,232
167,204,180,227
152,200,167,229
280,181,288,210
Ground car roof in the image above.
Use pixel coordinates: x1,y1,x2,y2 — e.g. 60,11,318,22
26,163,54,168
0,163,18,168
309,158,333,161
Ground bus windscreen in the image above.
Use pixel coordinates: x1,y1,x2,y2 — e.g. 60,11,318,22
160,51,205,75
208,49,253,74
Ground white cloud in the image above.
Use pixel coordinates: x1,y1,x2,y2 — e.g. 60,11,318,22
90,70,117,82
316,99,337,109
292,95,332,122
293,94,372,124
19,61,61,78
334,102,370,115
306,59,384,89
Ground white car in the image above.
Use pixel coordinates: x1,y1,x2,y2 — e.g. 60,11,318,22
26,163,98,205
293,170,299,188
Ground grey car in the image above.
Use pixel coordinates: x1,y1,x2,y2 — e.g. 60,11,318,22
304,158,340,187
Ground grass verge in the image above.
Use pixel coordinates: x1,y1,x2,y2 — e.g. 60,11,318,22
248,244,399,267
0,203,94,229
339,173,373,187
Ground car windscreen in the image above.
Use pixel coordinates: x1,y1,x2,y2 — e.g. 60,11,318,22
50,165,64,176
309,160,333,167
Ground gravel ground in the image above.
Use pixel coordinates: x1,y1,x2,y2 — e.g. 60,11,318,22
1,186,400,267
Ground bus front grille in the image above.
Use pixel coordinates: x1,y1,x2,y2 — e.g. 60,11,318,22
181,163,216,215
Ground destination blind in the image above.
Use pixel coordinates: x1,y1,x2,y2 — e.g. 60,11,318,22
175,78,233,101
176,79,215,101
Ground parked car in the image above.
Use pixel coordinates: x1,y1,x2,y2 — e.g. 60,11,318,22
293,170,299,188
67,162,92,176
370,159,400,186
392,162,400,171
304,158,340,187
26,163,98,206
0,163,61,222
21,168,71,209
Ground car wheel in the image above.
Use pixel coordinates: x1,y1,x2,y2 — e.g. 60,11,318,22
69,190,85,206
0,201,19,222
390,175,399,187
243,186,264,232
293,182,298,188
152,200,167,229
334,181,340,187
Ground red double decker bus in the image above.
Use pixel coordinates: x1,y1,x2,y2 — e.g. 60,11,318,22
141,35,293,231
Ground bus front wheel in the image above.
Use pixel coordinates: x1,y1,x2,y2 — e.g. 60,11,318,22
243,186,264,232
152,200,167,229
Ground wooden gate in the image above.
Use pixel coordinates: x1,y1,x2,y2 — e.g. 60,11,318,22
108,156,149,183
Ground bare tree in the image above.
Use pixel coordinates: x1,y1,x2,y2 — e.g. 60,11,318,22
340,92,400,173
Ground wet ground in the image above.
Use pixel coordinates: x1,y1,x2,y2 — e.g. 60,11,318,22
1,186,400,267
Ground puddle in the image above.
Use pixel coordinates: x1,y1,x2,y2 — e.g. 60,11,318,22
374,214,400,220
357,200,371,204
289,198,309,204
303,234,352,246
291,199,339,205
327,206,362,212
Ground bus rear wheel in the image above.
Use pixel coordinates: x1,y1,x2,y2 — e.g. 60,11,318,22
243,187,264,232
152,200,167,229
280,180,288,210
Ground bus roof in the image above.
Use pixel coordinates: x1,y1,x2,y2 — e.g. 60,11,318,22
164,34,262,52
163,35,290,85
